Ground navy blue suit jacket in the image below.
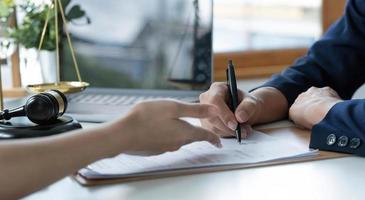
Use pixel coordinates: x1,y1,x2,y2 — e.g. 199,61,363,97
259,0,365,156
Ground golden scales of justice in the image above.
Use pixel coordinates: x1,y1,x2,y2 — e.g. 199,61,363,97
0,0,89,111
27,0,90,93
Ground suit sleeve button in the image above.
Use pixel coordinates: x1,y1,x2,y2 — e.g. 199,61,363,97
327,134,337,146
337,136,349,147
350,138,361,149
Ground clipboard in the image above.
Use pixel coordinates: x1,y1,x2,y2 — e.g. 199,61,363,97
74,126,348,186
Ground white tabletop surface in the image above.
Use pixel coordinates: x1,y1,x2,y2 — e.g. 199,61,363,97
22,122,365,200
24,156,365,200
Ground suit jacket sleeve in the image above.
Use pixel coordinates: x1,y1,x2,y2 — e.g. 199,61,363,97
255,0,365,155
310,100,365,156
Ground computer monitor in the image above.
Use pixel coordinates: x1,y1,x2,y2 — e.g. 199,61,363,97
61,0,213,91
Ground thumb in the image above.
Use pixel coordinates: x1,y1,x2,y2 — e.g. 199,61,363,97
235,97,257,123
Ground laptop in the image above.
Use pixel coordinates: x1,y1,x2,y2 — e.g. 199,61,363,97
61,0,214,122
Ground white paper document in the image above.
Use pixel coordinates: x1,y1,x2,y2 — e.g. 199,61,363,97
79,130,318,179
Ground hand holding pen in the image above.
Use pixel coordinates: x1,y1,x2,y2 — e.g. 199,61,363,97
199,62,262,139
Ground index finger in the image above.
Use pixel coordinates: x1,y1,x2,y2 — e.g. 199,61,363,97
174,102,217,119
211,97,238,131
204,83,240,130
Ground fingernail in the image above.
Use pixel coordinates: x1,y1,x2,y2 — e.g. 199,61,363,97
236,111,248,122
241,127,248,139
227,121,237,130
215,142,223,148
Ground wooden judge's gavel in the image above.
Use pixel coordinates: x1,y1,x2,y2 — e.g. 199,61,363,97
0,90,67,125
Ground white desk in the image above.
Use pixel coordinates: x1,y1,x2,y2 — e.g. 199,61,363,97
24,156,365,200
5,79,362,199
22,121,365,200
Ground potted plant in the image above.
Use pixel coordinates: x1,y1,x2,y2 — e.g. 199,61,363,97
0,0,15,57
8,0,89,83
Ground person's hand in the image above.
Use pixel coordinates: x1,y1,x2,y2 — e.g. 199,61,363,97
107,100,222,156
289,86,343,129
199,82,263,138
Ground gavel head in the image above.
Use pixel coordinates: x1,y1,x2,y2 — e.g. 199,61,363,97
25,90,68,124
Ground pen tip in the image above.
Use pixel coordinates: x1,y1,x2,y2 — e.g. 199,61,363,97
228,60,233,65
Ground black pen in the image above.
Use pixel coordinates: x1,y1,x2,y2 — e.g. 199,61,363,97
226,60,241,143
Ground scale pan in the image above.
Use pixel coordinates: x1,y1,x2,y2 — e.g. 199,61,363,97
26,81,89,94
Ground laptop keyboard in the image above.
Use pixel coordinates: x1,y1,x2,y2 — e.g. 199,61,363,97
68,94,197,106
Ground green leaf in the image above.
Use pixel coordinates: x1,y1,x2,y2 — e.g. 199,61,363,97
66,5,85,21
0,1,12,18
10,0,89,50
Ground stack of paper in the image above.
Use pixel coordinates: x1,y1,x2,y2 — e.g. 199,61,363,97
79,130,318,179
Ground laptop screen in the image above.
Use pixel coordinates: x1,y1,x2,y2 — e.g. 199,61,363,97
61,0,213,91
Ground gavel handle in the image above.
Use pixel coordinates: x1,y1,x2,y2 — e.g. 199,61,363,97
0,106,26,120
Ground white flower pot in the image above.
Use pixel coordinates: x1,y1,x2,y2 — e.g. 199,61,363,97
39,50,57,83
